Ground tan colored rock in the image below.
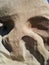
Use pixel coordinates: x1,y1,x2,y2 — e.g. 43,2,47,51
0,0,49,65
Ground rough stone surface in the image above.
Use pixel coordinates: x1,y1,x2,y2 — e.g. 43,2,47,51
0,0,49,65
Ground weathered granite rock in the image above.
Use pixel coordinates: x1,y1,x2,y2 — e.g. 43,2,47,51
0,0,49,65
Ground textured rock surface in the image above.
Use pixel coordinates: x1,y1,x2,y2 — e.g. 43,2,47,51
0,0,49,65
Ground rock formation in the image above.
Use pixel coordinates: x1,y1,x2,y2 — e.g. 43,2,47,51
0,0,49,65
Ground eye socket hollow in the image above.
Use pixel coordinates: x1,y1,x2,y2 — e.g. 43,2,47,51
28,16,49,31
0,16,14,36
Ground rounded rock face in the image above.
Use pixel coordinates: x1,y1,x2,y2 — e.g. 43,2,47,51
0,0,49,65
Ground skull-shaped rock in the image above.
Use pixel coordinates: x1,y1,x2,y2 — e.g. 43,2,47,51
0,0,49,65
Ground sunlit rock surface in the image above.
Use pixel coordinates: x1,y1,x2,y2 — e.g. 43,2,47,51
0,0,49,65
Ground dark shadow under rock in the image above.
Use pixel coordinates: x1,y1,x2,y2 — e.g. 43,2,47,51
22,35,44,65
